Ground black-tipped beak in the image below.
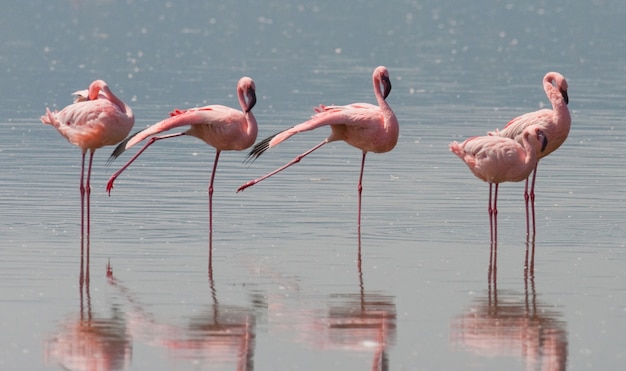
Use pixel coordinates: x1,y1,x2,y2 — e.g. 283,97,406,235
561,89,569,105
382,75,392,99
246,90,257,113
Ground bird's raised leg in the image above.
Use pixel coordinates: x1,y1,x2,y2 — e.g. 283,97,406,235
357,152,367,227
237,140,328,192
106,132,186,194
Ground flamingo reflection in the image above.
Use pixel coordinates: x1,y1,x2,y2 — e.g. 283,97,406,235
451,236,568,370
297,232,397,370
106,258,256,370
46,261,132,370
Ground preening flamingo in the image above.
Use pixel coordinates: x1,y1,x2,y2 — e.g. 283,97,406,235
106,77,258,236
489,72,570,209
41,80,135,239
450,126,548,241
237,66,399,227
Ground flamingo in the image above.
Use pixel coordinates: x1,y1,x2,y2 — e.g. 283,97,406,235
106,77,258,237
489,72,571,219
236,66,399,227
41,80,135,240
450,126,548,241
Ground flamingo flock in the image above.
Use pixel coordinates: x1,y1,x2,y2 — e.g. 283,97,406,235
42,68,570,247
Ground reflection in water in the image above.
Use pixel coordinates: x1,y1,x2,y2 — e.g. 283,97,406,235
451,236,568,370
46,261,132,370
107,258,256,370
298,231,397,370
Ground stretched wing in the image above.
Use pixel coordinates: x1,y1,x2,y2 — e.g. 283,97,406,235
124,105,238,149
246,103,380,161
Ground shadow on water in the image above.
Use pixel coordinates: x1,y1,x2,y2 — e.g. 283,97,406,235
450,235,569,370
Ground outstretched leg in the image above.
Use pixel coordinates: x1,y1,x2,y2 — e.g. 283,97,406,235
106,132,186,194
237,140,328,192
357,152,367,227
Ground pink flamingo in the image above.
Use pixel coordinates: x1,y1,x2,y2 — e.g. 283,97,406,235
106,77,258,237
237,66,399,227
489,72,571,225
450,126,548,241
41,80,135,240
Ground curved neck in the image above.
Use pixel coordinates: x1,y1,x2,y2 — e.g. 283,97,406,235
522,133,538,167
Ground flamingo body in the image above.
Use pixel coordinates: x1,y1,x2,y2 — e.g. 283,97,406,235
488,72,570,233
490,72,570,159
450,130,546,185
450,126,547,240
236,66,398,227
41,80,134,152
106,77,258,239
41,79,134,242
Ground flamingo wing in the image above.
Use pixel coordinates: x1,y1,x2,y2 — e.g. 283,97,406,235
270,103,382,147
42,100,129,150
492,109,553,138
125,105,241,149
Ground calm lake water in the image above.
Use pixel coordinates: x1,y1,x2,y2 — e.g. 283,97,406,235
1,1,625,370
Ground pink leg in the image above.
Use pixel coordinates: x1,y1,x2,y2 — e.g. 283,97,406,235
106,132,186,194
488,183,494,242
493,183,499,242
208,151,221,236
79,151,86,286
86,150,94,238
357,152,367,227
80,151,87,240
529,163,538,235
237,140,328,192
524,177,530,235
529,163,538,204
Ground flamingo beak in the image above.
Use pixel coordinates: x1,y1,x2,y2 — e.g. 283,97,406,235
246,89,257,113
561,89,569,105
382,75,392,99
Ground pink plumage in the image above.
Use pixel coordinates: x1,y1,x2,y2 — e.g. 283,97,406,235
236,66,399,227
41,79,134,239
489,72,571,212
105,77,258,236
450,126,547,240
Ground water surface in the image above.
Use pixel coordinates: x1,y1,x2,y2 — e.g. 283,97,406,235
1,1,625,370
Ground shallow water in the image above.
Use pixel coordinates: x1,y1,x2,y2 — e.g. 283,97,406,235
1,1,626,370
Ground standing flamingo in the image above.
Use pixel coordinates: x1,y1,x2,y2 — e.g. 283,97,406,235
450,126,548,241
106,77,258,239
237,66,399,227
489,72,571,232
41,80,135,241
